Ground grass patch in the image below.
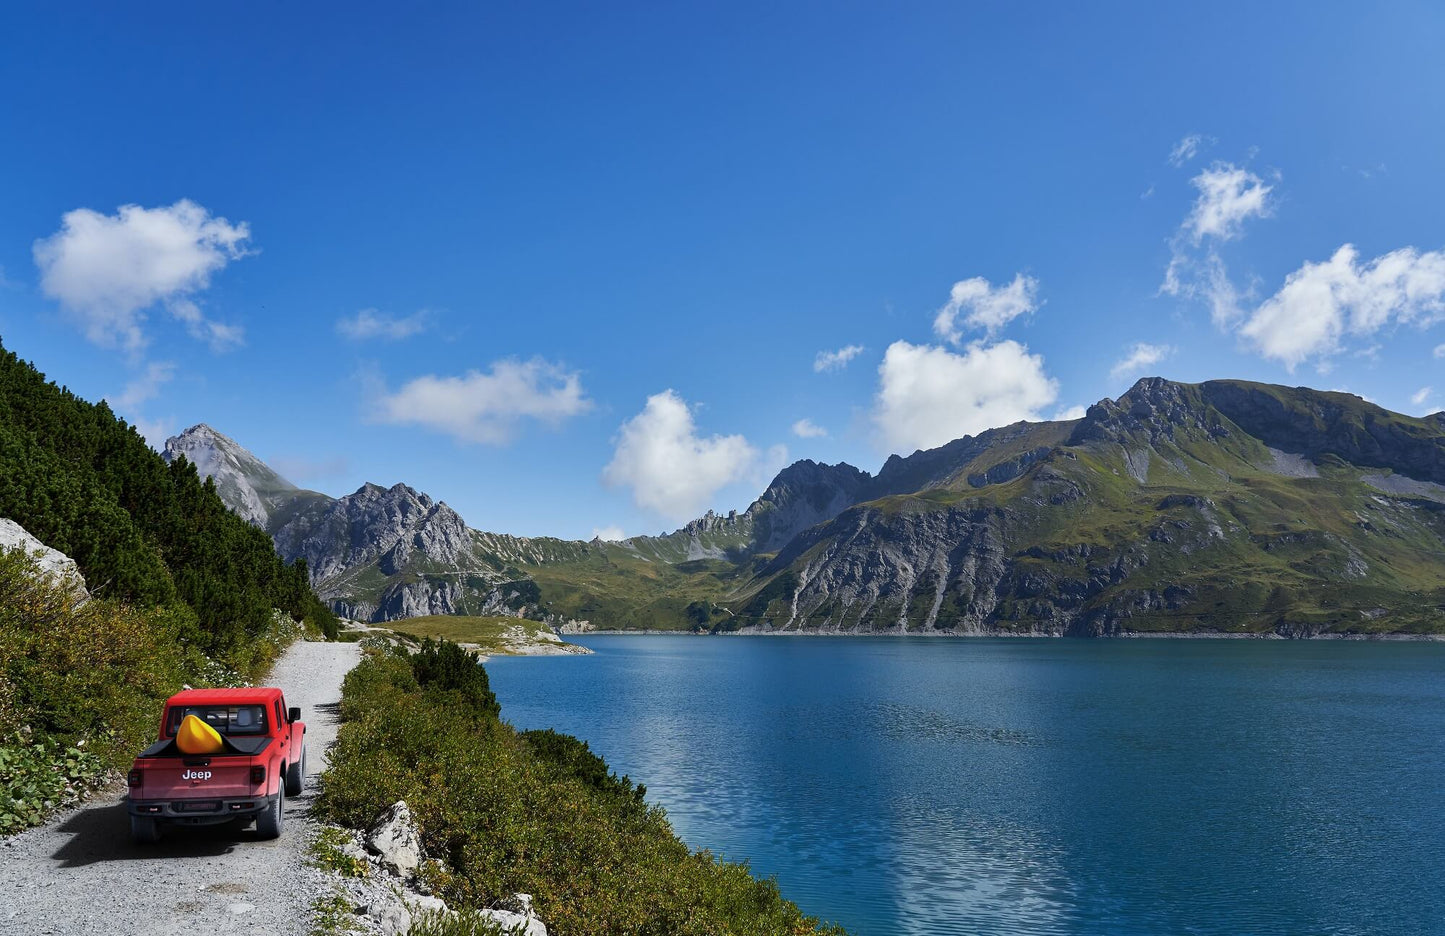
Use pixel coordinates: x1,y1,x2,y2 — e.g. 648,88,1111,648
316,641,848,936
388,616,559,655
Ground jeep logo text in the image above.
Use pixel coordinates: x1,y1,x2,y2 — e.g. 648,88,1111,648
182,769,212,781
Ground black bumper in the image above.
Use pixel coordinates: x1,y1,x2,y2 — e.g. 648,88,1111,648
127,793,277,826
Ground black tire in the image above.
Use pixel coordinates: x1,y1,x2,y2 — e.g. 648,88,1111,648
285,746,305,797
256,782,284,839
130,815,161,844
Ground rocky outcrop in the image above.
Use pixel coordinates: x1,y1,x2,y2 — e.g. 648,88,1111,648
0,517,88,601
744,459,870,553
320,808,549,936
365,801,423,878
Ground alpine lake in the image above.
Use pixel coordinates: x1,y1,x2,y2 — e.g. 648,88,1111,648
486,634,1445,936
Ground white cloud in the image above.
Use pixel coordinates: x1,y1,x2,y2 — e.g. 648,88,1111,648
371,358,591,444
602,390,761,522
107,361,176,412
591,526,627,542
337,308,433,341
873,340,1058,453
791,418,828,439
814,344,864,372
933,274,1039,343
1240,244,1445,369
1168,134,1205,167
1185,164,1273,244
33,199,250,353
1411,387,1433,407
1053,405,1087,421
1435,343,1445,359
1110,342,1175,380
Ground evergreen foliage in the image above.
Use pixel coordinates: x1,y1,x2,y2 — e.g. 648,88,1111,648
0,339,337,650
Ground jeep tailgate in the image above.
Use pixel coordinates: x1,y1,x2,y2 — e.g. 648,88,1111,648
133,757,261,800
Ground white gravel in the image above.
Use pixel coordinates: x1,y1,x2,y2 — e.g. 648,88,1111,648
0,640,362,936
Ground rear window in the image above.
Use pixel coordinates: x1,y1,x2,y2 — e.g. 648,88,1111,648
165,704,268,736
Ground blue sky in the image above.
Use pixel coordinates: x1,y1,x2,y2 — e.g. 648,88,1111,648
3,2,1444,539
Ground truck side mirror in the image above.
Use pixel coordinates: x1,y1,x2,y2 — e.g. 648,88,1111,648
288,707,301,723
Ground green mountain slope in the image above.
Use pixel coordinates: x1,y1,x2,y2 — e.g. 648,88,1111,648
724,379,1445,636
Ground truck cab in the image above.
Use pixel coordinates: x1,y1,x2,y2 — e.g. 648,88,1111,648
126,687,306,843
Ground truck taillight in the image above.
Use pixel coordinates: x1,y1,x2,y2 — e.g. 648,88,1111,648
127,770,142,787
250,766,265,785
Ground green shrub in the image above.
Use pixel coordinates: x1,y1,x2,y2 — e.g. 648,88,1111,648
317,642,847,936
408,639,501,720
0,734,105,835
521,729,645,810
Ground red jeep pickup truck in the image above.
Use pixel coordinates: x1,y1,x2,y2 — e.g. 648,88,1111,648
126,687,306,843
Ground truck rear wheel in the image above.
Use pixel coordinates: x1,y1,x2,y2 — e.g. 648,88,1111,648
256,782,284,839
130,815,161,845
284,746,305,797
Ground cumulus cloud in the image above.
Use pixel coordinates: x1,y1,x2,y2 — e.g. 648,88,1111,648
33,199,250,353
337,308,433,341
1184,164,1274,244
603,390,761,522
1110,342,1175,380
1435,343,1445,359
371,358,591,444
791,418,828,439
1168,134,1206,167
591,526,627,542
1160,161,1276,328
933,274,1039,343
814,344,864,372
1411,387,1433,408
873,340,1058,453
1239,244,1445,369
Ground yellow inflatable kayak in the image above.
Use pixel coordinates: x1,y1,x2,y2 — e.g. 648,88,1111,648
176,714,225,754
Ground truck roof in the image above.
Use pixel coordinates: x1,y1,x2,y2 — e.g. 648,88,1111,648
166,687,284,705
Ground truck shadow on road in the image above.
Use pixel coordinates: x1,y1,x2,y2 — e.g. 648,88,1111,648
50,798,283,868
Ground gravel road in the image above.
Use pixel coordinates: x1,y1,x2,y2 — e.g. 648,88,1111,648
0,640,362,935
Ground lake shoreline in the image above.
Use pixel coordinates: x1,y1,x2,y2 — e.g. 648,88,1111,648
571,628,1445,641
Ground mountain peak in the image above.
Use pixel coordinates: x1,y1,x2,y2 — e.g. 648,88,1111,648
163,424,297,528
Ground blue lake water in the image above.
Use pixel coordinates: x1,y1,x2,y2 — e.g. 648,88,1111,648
485,636,1445,936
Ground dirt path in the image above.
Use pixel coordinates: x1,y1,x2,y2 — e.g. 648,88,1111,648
0,640,362,935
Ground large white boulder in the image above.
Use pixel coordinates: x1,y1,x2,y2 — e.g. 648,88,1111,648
366,801,424,878
0,518,88,601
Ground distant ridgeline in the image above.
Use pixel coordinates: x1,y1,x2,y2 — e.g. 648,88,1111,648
175,375,1445,637
0,339,336,653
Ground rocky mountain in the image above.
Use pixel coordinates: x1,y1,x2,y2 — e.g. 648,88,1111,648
170,378,1445,636
164,428,536,622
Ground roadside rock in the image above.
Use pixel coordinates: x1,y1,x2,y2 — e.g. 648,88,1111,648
0,517,88,601
366,801,423,878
